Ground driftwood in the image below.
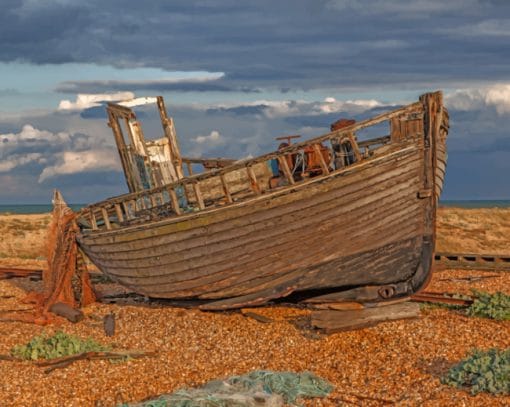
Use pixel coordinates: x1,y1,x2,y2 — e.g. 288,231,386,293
240,310,273,324
311,302,420,333
36,350,157,373
49,302,84,323
0,350,156,373
330,392,397,405
0,354,17,361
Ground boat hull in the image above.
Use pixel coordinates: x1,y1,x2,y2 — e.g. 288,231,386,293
77,91,447,309
79,146,432,307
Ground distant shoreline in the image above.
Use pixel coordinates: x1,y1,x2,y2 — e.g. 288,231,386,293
438,200,510,209
1,200,510,214
0,204,86,214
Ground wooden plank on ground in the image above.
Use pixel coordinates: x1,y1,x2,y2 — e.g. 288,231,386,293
311,301,420,333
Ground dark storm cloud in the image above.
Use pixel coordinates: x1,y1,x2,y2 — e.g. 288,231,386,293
56,79,261,94
1,1,510,91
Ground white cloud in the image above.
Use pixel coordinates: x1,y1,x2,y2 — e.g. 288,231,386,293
1,124,67,144
58,92,135,111
39,150,119,182
446,84,510,114
0,123,119,182
485,85,510,114
318,97,382,114
194,130,223,145
0,153,45,172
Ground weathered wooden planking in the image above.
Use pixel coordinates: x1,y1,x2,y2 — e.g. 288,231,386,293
81,148,421,263
79,160,420,295
311,302,421,333
84,165,422,268
78,156,424,299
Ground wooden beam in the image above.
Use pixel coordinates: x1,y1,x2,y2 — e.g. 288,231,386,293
114,203,124,223
312,144,330,175
89,210,98,230
167,186,182,215
311,302,420,333
158,96,184,180
246,166,261,195
122,201,131,220
100,207,111,230
220,174,233,203
347,133,362,162
277,156,295,185
192,181,205,210
186,161,193,176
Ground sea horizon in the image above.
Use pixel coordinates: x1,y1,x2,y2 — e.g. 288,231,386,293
1,199,510,214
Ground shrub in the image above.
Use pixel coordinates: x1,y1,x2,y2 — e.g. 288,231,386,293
441,348,510,395
467,291,510,321
11,331,110,360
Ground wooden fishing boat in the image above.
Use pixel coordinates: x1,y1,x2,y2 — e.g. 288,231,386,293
76,91,448,310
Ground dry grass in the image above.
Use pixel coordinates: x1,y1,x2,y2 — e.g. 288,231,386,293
437,207,510,254
0,214,50,260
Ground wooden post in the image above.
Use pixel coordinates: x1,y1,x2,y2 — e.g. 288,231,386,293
100,207,111,230
220,174,233,203
246,166,261,195
114,203,124,223
122,201,132,220
90,210,98,230
167,186,182,215
347,133,362,162
186,161,193,176
312,144,330,175
108,111,138,193
157,96,184,180
277,156,295,185
192,181,205,210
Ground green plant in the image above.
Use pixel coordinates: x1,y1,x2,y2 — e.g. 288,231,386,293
11,331,110,360
467,291,510,321
441,348,510,395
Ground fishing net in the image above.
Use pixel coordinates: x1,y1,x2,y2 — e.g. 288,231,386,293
128,371,333,407
42,189,96,309
17,190,96,324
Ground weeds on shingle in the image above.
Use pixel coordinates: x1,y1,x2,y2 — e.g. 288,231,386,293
442,348,510,395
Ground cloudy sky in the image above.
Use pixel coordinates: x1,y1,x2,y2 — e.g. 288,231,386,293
1,0,509,204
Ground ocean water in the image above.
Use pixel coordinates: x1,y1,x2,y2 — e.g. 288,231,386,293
0,201,509,214
0,204,85,214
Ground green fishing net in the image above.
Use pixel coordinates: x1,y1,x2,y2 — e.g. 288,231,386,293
127,371,333,407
